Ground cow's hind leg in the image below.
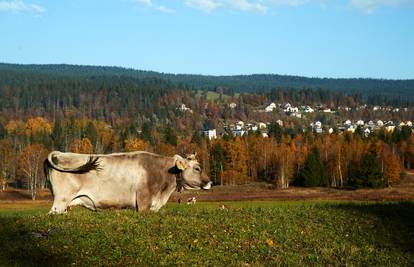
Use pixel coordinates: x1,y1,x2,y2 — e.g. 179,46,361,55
69,195,97,211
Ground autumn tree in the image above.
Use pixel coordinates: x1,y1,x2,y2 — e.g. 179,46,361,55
124,137,150,152
222,137,249,185
383,152,401,186
69,138,93,154
18,144,48,200
0,140,16,190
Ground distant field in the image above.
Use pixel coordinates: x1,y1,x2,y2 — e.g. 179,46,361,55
0,201,413,266
195,90,239,101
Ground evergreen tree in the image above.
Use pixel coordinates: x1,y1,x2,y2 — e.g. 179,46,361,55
268,123,283,143
191,130,202,145
140,122,153,144
354,125,364,138
400,126,412,141
349,150,385,188
210,143,225,185
0,121,5,139
296,146,328,187
164,126,177,146
85,122,98,148
51,119,64,150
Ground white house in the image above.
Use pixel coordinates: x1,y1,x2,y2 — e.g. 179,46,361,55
258,122,267,129
364,128,371,137
178,104,192,113
265,103,277,112
283,103,299,113
232,129,246,137
385,125,395,132
236,121,244,130
344,120,352,126
304,106,314,113
202,129,217,140
276,120,283,127
356,120,364,126
377,120,384,127
229,102,237,109
291,112,302,118
407,121,413,127
347,126,356,133
311,121,323,134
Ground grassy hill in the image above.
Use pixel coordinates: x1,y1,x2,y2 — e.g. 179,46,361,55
1,201,413,266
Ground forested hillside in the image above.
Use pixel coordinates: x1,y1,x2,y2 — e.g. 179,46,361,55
1,62,413,197
1,63,413,105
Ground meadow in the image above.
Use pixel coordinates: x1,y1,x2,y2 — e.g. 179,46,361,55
0,201,413,266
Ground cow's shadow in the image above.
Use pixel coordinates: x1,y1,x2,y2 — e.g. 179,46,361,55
333,201,414,253
0,216,71,267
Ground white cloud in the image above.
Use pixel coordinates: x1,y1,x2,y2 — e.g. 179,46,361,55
350,0,414,13
184,0,223,13
268,0,310,6
0,0,45,14
184,0,268,13
131,0,414,14
156,5,176,13
134,0,176,13
227,0,268,13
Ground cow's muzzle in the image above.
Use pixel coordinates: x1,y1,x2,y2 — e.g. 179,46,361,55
202,181,212,190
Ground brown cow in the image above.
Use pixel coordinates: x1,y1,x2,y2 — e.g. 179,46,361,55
44,151,211,214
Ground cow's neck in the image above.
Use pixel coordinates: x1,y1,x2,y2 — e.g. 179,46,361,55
175,172,183,192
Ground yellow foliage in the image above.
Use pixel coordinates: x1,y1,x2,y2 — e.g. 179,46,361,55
124,138,149,152
69,138,93,154
5,120,25,136
384,153,401,185
25,117,52,136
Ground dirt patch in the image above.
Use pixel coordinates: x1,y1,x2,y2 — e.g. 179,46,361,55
1,175,414,203
0,189,52,201
171,174,414,202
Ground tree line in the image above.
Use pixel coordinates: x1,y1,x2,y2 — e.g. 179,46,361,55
1,63,414,106
1,115,413,199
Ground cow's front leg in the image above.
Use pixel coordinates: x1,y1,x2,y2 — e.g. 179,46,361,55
48,197,71,215
136,189,151,212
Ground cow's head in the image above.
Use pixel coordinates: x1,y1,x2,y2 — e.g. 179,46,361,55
174,154,212,190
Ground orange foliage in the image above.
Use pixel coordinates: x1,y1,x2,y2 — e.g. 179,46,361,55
25,117,53,136
124,138,150,152
69,138,93,154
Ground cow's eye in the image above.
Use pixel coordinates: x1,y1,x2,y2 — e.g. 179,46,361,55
195,167,201,172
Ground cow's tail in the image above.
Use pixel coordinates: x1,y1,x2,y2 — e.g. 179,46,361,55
44,159,54,196
46,151,102,174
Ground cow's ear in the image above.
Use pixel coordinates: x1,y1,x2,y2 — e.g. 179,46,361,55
176,159,188,171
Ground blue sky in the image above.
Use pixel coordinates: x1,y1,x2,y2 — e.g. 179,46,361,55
0,0,413,79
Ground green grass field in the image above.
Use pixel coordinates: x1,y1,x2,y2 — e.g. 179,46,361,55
195,90,240,101
1,201,413,266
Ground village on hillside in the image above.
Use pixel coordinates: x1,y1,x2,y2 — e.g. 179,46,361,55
180,101,414,140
